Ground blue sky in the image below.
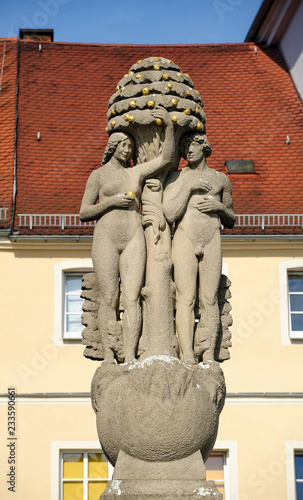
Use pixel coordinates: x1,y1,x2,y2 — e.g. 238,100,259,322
1,0,263,44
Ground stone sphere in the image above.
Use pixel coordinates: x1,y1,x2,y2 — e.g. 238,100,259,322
91,356,225,465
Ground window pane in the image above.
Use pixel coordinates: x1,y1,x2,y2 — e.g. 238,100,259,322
63,481,83,500
63,454,83,479
296,481,303,499
66,275,82,294
289,275,303,292
88,481,107,499
291,314,303,332
290,295,303,312
88,453,108,479
205,453,225,499
66,314,83,333
205,455,224,480
67,295,84,313
216,482,225,499
295,454,303,479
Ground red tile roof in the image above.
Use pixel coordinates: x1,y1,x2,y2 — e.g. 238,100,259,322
0,38,18,230
4,41,303,235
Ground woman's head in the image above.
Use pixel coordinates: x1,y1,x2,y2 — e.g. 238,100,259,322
102,133,135,167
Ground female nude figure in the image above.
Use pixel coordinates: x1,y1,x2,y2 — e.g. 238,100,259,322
163,133,235,364
80,107,173,362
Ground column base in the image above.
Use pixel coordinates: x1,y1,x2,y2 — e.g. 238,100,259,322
101,479,222,499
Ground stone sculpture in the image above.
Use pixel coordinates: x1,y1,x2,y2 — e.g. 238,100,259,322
79,107,174,363
163,133,235,364
80,57,235,499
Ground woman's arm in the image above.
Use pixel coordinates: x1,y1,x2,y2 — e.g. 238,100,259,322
79,170,134,222
134,107,175,182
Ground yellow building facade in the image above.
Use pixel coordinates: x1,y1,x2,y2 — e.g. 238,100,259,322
1,2,303,495
1,236,303,499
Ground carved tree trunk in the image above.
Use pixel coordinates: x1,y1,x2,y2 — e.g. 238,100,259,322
131,125,179,358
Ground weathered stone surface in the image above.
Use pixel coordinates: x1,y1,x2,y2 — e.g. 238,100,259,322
113,450,206,480
79,57,234,500
91,356,225,466
107,57,205,136
82,272,232,363
102,479,222,500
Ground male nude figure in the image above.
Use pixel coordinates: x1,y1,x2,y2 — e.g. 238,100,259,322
163,133,235,364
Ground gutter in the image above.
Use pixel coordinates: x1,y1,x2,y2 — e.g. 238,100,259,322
4,234,303,244
221,234,303,241
9,234,93,243
10,39,19,236
1,392,303,399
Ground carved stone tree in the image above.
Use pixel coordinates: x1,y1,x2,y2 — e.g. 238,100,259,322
80,57,234,500
107,57,206,359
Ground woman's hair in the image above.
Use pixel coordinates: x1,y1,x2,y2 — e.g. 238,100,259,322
180,133,212,159
101,132,134,167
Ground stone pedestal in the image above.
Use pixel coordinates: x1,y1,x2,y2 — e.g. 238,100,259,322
91,357,225,499
102,479,222,499
101,450,222,499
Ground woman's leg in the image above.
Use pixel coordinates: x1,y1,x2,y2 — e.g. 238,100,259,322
120,229,146,361
92,233,120,362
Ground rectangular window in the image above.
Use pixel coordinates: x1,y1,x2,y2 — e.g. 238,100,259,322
288,271,303,339
61,451,111,500
295,453,303,499
205,452,226,499
63,273,85,340
58,450,227,499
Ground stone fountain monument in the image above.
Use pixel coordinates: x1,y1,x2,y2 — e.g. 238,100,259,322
79,57,235,499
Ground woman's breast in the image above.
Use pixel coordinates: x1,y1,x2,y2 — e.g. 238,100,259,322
101,175,140,199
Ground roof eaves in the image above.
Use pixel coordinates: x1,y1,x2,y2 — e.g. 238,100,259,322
245,0,275,42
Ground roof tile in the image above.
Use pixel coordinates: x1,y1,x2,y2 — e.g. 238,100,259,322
2,40,303,236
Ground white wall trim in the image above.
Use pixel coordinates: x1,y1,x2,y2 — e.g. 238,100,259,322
279,259,303,345
2,394,303,405
286,440,303,500
213,440,238,500
54,259,93,345
225,397,303,405
51,440,113,500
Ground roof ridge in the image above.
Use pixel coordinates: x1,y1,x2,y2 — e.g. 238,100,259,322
19,40,257,48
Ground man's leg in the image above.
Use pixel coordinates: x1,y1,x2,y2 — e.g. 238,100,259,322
198,231,222,363
173,229,198,362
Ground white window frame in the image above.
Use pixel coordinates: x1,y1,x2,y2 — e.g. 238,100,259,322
279,260,303,345
287,270,303,340
51,441,113,500
212,441,238,500
286,441,303,500
54,260,93,345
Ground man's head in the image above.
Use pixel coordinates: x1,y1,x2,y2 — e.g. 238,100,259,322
180,133,212,163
